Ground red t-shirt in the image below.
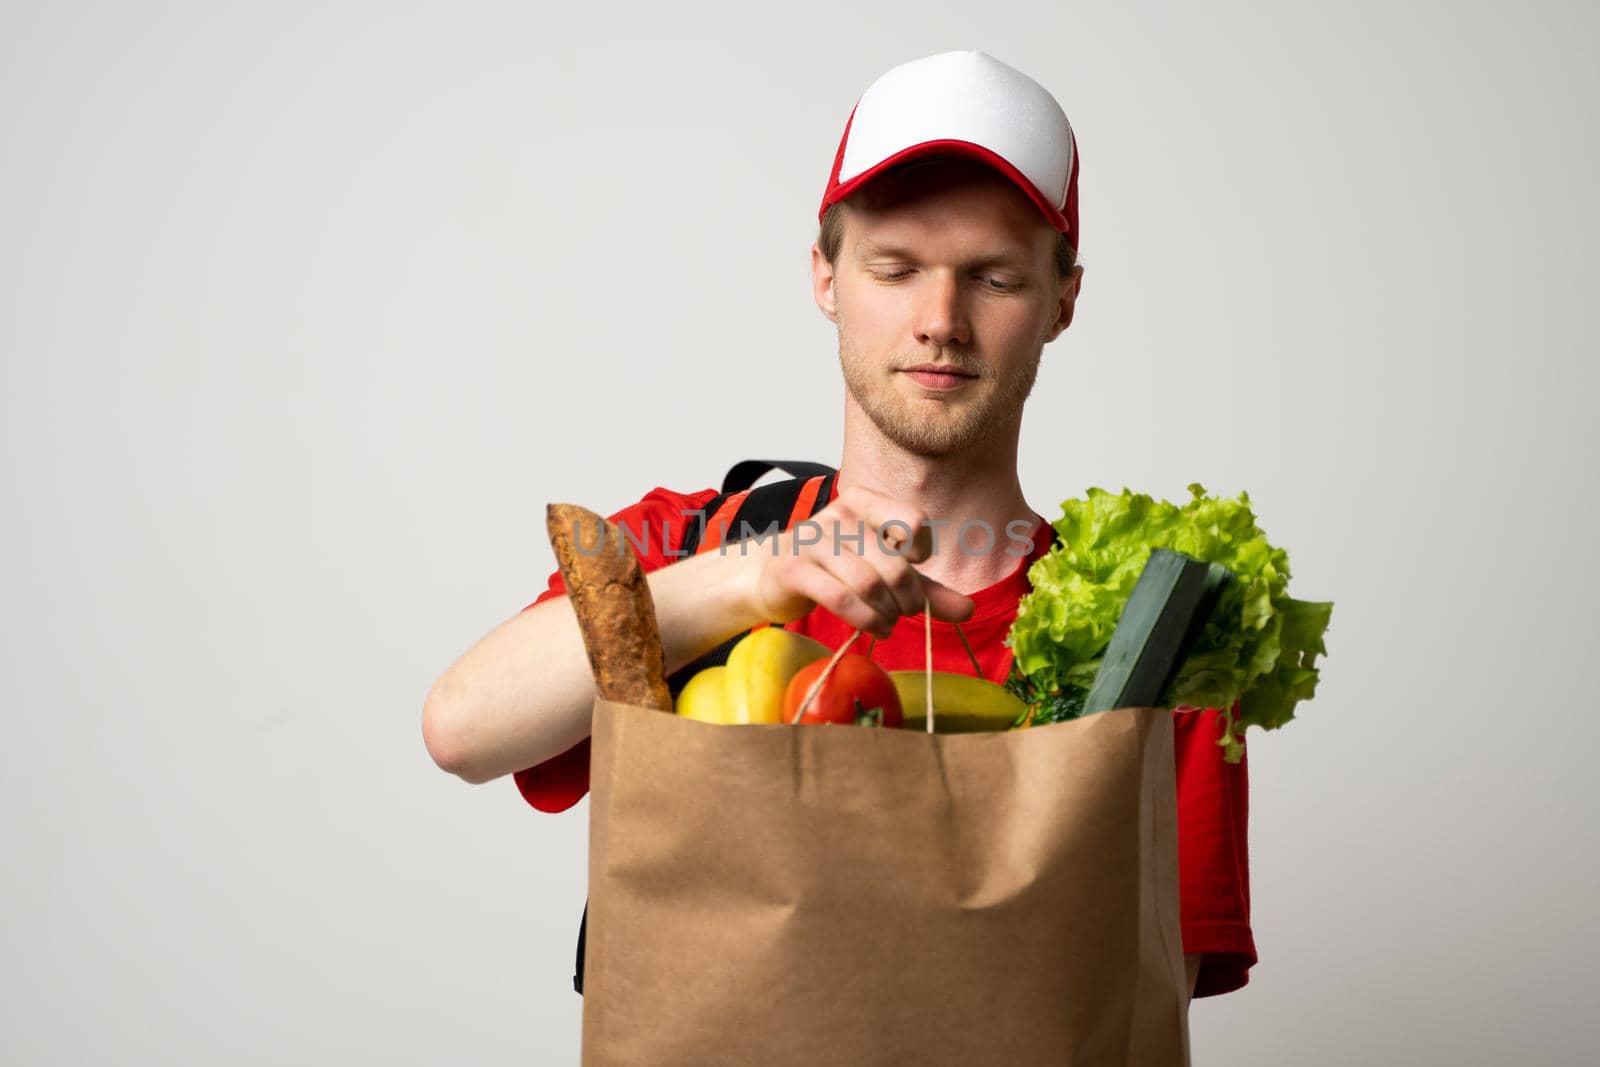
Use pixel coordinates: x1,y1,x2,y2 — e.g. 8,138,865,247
515,482,1257,997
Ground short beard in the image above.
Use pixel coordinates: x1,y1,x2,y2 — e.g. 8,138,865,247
837,316,1042,457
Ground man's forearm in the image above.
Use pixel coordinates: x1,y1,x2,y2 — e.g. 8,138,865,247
423,546,765,784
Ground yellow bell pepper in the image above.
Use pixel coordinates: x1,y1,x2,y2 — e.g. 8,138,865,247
725,627,831,724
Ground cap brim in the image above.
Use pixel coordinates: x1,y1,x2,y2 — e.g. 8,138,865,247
820,139,1071,235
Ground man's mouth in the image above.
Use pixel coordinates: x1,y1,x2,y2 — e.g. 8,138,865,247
900,364,978,391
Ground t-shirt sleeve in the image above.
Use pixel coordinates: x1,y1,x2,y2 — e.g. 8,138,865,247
510,485,719,814
1173,703,1256,997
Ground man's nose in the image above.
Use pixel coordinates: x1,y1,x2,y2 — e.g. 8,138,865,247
913,270,971,348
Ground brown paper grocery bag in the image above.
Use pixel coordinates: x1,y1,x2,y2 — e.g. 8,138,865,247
581,697,1190,1067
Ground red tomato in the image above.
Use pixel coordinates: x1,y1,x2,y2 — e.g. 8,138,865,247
783,653,904,728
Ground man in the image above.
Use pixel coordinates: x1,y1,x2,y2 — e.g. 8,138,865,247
423,49,1255,1002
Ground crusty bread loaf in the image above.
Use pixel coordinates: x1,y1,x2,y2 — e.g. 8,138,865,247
546,503,672,712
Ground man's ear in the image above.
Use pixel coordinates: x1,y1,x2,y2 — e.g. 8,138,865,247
1043,264,1083,344
811,243,839,324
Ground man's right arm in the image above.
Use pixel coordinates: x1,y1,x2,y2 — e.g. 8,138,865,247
422,544,766,784
421,486,975,785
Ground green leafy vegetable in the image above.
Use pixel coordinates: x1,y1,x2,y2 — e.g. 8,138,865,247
1006,484,1333,761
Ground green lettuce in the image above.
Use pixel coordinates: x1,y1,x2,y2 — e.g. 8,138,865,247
1005,484,1333,762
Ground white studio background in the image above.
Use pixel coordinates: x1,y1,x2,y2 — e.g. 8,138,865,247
3,2,1596,1064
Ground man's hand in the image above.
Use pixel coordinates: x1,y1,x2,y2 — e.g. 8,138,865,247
742,486,976,636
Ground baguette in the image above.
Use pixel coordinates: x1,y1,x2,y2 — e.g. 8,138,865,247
546,503,673,712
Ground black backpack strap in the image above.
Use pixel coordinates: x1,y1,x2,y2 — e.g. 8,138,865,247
675,466,838,572
675,494,723,560
574,461,835,998
720,459,837,494
716,472,837,548
573,900,587,993
809,471,839,519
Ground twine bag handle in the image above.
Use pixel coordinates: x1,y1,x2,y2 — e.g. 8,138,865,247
788,606,984,735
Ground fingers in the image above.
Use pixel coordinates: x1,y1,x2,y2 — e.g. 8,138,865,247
781,552,971,638
753,485,997,635
771,553,895,637
919,575,977,623
814,548,911,638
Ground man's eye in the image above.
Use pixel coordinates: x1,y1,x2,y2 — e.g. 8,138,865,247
871,269,1021,291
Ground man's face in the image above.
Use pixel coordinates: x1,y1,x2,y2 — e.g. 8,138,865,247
812,161,1082,457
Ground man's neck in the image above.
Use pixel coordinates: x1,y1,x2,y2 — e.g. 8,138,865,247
834,413,1043,597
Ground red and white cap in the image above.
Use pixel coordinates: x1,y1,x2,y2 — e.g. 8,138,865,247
819,50,1080,248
